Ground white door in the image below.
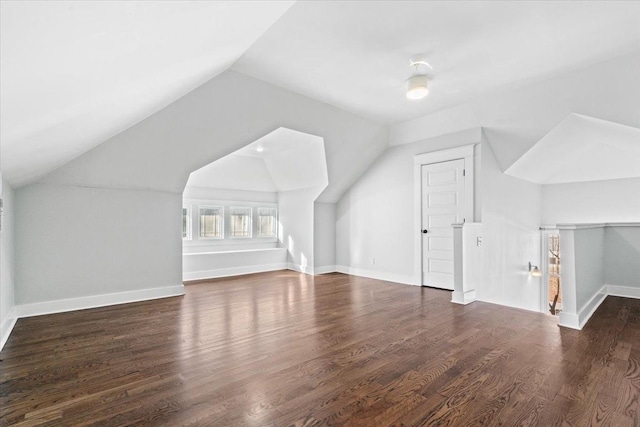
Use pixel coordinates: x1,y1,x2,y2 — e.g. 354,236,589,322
421,159,465,289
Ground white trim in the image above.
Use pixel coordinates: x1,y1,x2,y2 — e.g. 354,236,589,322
183,247,284,256
451,290,477,305
197,205,225,239
475,296,543,314
540,222,640,231
558,284,640,330
287,263,313,275
314,265,337,275
16,285,185,318
606,284,640,299
229,206,253,239
413,144,475,166
256,207,278,238
183,263,287,281
540,229,561,314
558,312,580,330
413,143,477,286
577,286,608,329
0,306,18,352
334,265,419,287
182,205,192,241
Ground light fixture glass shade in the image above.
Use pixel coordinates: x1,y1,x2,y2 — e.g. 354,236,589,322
529,262,542,277
406,74,429,99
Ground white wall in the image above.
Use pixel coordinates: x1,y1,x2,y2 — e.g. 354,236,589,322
279,188,319,274
314,202,336,272
12,71,378,309
183,248,287,281
15,184,183,305
182,187,277,204
1,180,16,350
41,70,387,203
605,226,640,288
477,135,543,312
336,128,481,285
542,177,640,224
574,227,606,310
187,155,277,192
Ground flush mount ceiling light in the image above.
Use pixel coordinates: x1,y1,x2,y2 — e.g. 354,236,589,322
406,55,433,100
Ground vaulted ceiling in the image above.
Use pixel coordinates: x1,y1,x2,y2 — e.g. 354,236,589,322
186,128,328,193
0,0,294,186
234,1,640,124
505,114,640,184
1,1,639,189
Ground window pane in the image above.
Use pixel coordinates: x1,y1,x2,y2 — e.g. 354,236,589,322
230,207,251,238
182,207,188,239
257,208,277,237
199,207,222,238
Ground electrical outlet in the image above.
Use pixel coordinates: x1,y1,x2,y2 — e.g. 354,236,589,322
477,237,483,246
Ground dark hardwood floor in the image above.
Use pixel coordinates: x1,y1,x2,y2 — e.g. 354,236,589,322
1,271,639,426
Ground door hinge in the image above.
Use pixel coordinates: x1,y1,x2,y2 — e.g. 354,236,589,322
463,169,466,176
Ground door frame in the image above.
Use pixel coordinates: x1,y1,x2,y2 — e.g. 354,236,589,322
540,228,561,315
413,144,476,286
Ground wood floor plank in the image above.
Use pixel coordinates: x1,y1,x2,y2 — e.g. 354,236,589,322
1,271,639,426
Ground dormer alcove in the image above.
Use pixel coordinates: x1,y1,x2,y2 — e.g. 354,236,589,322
182,128,328,281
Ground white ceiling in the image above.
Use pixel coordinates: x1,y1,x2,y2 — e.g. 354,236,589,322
2,1,640,189
0,0,294,186
505,114,640,185
186,155,277,193
233,1,640,124
185,128,328,193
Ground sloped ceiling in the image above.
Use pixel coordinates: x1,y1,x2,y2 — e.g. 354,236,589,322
505,114,640,184
2,1,639,199
0,0,294,186
234,1,640,124
390,50,640,180
186,155,277,193
40,70,388,204
186,128,327,193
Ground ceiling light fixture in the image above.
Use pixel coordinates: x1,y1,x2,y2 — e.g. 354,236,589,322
406,55,432,100
255,144,265,153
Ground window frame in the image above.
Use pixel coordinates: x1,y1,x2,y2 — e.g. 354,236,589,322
198,205,225,240
229,206,253,239
256,207,278,238
182,206,192,240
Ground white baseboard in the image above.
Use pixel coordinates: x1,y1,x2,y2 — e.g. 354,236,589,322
607,284,640,299
451,290,477,305
577,286,608,329
183,263,287,281
287,263,313,275
16,285,185,318
0,306,18,352
559,284,640,330
558,312,580,330
334,265,419,286
314,265,337,275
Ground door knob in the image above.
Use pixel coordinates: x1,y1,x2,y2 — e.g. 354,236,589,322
422,229,428,234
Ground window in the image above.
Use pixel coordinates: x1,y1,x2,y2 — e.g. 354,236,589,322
182,206,191,240
199,206,223,238
257,207,277,238
230,207,252,238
